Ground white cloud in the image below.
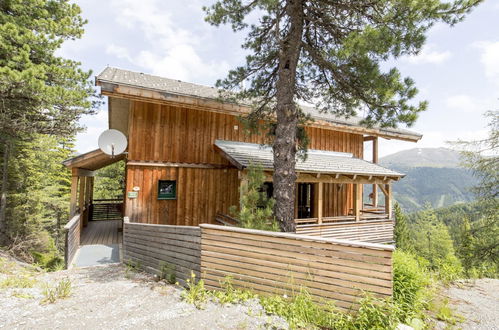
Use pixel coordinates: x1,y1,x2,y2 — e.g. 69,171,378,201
474,41,499,85
378,129,488,158
403,44,452,64
105,0,230,82
444,94,480,114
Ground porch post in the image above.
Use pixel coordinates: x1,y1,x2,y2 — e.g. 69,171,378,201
69,169,79,217
353,183,362,221
78,176,86,230
372,137,378,207
385,183,393,219
83,176,92,226
317,182,323,224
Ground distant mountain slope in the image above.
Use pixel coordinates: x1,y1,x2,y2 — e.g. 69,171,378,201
380,147,463,168
379,148,476,212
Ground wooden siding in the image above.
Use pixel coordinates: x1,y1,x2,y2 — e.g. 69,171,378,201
323,183,353,217
64,214,80,268
296,220,394,244
125,166,239,225
200,224,393,311
123,219,201,285
125,100,364,225
127,101,364,163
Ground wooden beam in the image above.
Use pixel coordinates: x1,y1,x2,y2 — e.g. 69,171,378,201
385,184,393,219
83,176,92,226
372,137,379,207
69,176,78,217
262,171,399,185
72,168,95,177
78,176,86,230
379,184,388,197
353,184,362,221
363,136,376,141
127,161,231,169
317,182,323,224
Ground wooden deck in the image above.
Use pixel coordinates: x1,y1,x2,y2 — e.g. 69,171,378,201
81,220,122,245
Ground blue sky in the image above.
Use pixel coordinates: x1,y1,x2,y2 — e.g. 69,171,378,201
61,0,499,157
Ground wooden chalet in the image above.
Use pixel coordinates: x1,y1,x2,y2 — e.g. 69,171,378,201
64,67,421,244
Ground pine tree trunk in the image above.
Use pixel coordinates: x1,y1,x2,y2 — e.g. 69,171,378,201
273,0,304,232
0,140,10,239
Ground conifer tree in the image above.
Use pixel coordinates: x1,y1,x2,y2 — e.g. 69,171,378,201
231,164,279,231
205,0,482,231
0,0,97,236
394,203,410,251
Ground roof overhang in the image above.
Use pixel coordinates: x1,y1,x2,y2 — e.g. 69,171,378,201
214,140,404,184
96,67,422,143
62,149,125,172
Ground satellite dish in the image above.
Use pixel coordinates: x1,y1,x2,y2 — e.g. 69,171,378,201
98,129,127,157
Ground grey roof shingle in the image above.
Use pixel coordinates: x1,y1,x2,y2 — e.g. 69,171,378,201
97,67,422,140
214,140,404,178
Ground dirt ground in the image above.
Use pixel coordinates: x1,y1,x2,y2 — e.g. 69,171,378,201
0,261,286,330
1,253,497,330
443,278,499,330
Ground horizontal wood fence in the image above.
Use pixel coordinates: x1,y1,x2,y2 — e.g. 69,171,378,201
200,224,393,311
123,218,201,285
64,214,81,268
296,219,394,244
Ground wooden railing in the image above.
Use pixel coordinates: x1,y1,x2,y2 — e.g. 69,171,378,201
64,214,81,268
90,199,123,221
295,219,394,244
214,213,240,226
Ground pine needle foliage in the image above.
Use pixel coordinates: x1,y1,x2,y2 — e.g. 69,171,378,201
230,163,279,231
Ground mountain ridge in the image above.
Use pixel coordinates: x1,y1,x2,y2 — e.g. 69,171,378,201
380,147,463,168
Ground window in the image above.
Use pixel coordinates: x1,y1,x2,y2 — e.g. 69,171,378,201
158,180,176,200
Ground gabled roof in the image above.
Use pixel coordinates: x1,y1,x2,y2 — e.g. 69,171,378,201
62,149,125,171
214,140,404,179
96,67,422,142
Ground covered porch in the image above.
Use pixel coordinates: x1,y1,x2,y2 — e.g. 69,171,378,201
215,139,402,244
62,149,125,267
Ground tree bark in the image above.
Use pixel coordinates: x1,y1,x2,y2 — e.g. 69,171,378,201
273,0,304,232
0,139,10,239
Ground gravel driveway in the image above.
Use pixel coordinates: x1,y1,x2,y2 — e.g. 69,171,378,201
445,278,499,330
0,263,286,330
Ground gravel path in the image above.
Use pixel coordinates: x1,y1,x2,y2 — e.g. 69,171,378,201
445,279,499,330
0,261,287,330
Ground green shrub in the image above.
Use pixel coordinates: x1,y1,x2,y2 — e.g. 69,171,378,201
393,250,431,321
158,261,176,284
259,288,405,330
259,289,348,329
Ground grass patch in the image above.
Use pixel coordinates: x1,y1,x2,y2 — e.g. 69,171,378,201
0,275,36,289
11,291,34,299
41,278,72,304
428,296,465,326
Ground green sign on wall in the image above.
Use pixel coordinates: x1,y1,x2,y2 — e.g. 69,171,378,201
158,180,176,200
